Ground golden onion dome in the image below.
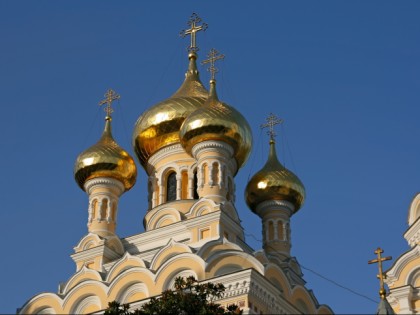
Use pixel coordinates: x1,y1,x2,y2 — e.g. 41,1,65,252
245,139,305,213
179,79,252,171
132,53,208,168
74,117,137,191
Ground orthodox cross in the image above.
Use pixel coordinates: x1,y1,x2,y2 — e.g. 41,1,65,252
201,48,225,81
99,89,120,118
368,247,392,299
261,113,283,140
180,13,208,52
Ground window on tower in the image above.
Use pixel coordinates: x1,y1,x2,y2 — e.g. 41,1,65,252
167,172,177,202
193,170,199,199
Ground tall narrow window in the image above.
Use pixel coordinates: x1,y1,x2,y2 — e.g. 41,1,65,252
226,177,233,201
212,162,219,185
277,221,284,240
193,171,199,199
268,221,274,241
166,172,177,202
181,171,188,199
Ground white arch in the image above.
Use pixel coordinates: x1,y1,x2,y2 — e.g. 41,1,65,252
408,193,420,226
117,282,149,304
71,295,101,314
164,270,198,291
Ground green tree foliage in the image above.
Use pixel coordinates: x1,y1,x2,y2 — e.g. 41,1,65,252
104,276,242,315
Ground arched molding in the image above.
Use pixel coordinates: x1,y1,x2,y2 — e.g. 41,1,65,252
408,267,420,286
386,245,420,287
205,251,265,277
164,270,198,291
290,286,317,315
408,192,420,226
155,214,176,228
317,305,334,315
146,143,187,175
107,267,155,301
71,295,101,314
155,253,205,291
117,282,149,304
61,266,103,295
150,239,193,271
187,162,198,175
253,249,269,265
36,307,56,314
18,293,63,315
106,252,147,283
288,258,303,276
197,237,244,261
187,198,220,218
73,233,104,253
264,263,292,299
62,281,107,313
145,207,182,231
221,201,240,222
179,165,189,172
105,236,125,255
156,163,179,183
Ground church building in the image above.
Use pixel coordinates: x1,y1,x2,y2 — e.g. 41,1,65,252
19,14,333,315
384,193,420,314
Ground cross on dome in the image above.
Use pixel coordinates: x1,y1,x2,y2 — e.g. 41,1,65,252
368,247,392,299
99,89,120,119
180,13,208,53
261,113,283,140
202,48,225,81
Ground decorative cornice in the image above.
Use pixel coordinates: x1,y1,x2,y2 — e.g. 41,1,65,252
84,177,125,195
147,144,194,174
71,243,121,266
256,200,294,217
192,140,234,159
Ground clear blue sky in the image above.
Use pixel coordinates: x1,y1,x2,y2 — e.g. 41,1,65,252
1,2,419,314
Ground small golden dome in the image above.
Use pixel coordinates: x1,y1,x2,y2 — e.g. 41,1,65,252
132,53,208,168
179,80,252,170
245,140,305,213
74,117,137,191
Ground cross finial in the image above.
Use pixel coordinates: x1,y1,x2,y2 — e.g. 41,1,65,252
180,13,208,53
201,48,225,81
261,113,283,141
368,247,392,300
99,89,120,119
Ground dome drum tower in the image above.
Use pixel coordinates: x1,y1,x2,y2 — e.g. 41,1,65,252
74,90,137,236
246,115,305,260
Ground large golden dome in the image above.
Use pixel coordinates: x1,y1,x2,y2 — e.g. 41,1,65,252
132,53,208,168
74,117,137,191
179,80,252,171
245,140,305,213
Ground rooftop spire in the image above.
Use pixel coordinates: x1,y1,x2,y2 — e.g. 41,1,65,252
180,13,208,54
368,247,392,300
99,89,120,121
202,48,225,81
261,113,283,142
202,48,224,103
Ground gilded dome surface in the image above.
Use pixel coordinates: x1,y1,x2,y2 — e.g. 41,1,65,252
180,80,252,170
74,118,137,191
245,140,305,213
132,54,208,167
